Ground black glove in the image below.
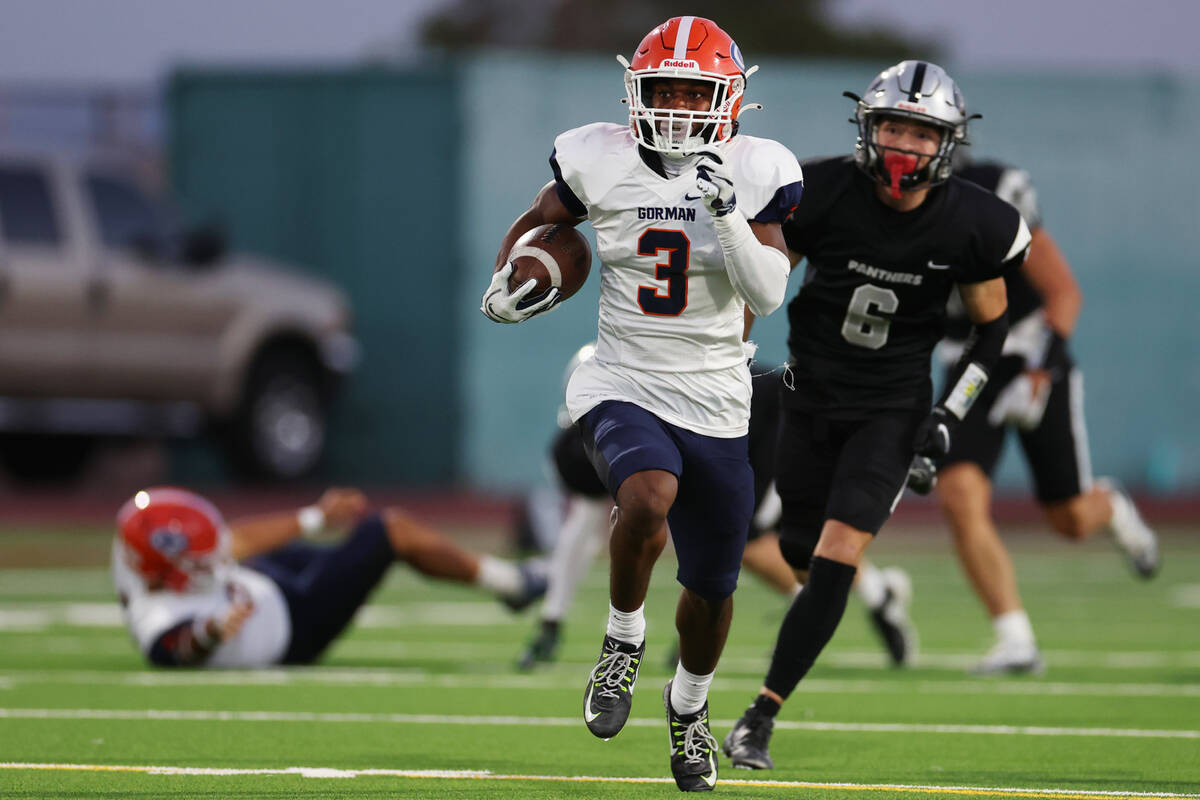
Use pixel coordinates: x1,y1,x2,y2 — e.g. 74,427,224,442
905,455,937,495
913,406,955,458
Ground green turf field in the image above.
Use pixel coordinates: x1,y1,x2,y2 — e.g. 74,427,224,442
1,522,1197,798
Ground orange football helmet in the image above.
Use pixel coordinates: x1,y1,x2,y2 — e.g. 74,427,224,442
622,16,749,154
116,487,231,592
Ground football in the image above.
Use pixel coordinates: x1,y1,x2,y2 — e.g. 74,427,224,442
507,224,592,303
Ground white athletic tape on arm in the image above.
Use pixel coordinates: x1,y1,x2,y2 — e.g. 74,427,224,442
944,362,989,420
508,246,562,288
297,505,326,538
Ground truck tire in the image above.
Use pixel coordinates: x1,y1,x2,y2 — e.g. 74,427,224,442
0,434,96,484
226,349,327,481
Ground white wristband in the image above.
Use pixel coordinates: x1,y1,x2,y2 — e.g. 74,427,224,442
297,505,326,538
944,362,989,420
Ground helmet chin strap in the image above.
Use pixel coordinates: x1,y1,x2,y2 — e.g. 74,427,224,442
883,152,918,199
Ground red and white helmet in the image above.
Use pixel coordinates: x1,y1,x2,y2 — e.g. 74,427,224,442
116,487,231,592
621,16,749,154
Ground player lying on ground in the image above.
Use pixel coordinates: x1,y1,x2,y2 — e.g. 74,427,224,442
112,487,545,667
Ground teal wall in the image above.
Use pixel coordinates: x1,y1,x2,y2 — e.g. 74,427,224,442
458,55,1200,494
167,69,463,484
164,57,1200,493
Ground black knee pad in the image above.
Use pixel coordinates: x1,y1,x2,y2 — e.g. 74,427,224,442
778,525,819,571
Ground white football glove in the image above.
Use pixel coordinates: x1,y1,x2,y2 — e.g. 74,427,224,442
987,372,1051,430
693,146,737,217
480,262,561,324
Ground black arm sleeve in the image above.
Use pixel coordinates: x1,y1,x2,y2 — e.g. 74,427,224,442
937,310,1009,417
1038,328,1069,372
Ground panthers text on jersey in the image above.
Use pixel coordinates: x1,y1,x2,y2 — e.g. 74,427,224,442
553,122,803,436
783,155,1030,417
112,542,291,668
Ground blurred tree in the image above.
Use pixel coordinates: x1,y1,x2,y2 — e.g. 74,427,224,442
419,0,940,60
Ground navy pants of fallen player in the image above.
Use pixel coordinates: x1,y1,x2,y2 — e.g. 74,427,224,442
243,514,393,664
579,400,755,601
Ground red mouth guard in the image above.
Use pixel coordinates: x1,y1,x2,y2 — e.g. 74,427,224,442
883,152,918,199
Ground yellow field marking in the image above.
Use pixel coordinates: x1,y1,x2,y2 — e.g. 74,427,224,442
1,762,1197,799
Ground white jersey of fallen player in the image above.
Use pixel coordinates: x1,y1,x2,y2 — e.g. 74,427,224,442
557,122,802,436
111,543,291,668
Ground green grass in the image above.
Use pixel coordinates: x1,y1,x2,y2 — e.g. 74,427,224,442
1,523,1198,798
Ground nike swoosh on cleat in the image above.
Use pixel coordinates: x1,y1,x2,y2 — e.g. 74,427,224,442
927,261,951,269
701,753,717,787
584,685,601,723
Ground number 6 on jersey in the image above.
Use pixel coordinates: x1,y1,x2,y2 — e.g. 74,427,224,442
841,283,898,349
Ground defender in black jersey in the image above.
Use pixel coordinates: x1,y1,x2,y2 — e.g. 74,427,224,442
724,61,1030,771
934,160,1160,675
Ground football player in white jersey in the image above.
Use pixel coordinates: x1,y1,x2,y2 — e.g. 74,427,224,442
480,16,803,792
112,487,546,668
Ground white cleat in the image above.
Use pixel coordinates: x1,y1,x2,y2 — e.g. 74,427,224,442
1100,478,1160,579
970,640,1045,676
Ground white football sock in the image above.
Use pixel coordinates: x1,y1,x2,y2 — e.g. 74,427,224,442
606,603,645,644
992,609,1036,648
475,556,522,597
541,498,608,622
670,663,714,715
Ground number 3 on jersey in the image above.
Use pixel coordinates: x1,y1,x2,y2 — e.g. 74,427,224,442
637,229,689,316
841,284,898,349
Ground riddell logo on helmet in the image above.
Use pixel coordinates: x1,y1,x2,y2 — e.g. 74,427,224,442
896,101,928,113
659,59,699,70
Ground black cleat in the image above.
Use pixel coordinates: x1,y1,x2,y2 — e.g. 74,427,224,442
867,568,917,667
517,619,560,671
501,560,549,612
722,710,775,770
664,681,719,792
583,634,644,739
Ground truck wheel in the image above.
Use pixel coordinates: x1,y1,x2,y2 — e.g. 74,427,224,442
0,434,96,484
227,350,327,480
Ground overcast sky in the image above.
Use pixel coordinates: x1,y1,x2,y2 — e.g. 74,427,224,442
0,0,1195,86
828,0,1199,73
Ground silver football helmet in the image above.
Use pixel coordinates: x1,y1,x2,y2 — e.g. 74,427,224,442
845,61,977,192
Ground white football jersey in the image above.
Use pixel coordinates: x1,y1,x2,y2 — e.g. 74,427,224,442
112,543,291,668
556,122,803,436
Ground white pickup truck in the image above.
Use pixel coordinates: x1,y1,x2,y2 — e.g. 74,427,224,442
0,150,358,481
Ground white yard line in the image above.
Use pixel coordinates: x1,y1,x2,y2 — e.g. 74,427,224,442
1,630,1198,671
3,669,1200,698
1,707,1196,739
0,761,1197,798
